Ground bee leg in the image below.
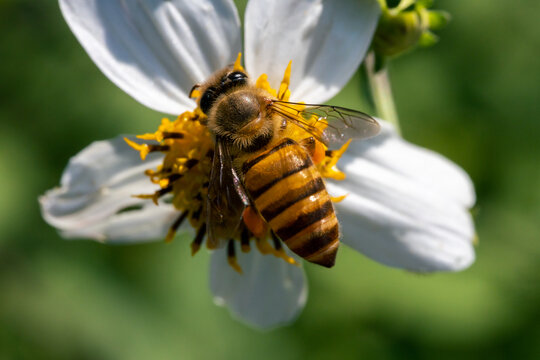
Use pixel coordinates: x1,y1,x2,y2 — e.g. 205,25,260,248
300,136,316,154
165,210,189,243
240,227,251,253
242,206,267,238
270,230,283,251
254,237,275,255
190,223,206,256
299,136,325,164
227,239,243,274
270,231,297,266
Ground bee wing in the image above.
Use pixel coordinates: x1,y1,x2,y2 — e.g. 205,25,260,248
270,100,380,148
206,138,250,249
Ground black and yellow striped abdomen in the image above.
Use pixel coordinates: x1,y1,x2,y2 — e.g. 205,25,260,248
242,138,339,267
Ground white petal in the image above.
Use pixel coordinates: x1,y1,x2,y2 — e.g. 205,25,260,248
244,0,380,103
209,248,307,329
329,121,476,272
40,136,179,243
60,0,241,115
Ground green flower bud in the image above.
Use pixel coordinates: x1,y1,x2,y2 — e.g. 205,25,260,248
373,0,450,58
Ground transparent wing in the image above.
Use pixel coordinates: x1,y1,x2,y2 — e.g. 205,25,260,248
270,100,380,148
206,139,250,249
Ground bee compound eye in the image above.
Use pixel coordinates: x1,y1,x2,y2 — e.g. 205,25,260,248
227,71,247,84
200,87,217,114
217,71,248,95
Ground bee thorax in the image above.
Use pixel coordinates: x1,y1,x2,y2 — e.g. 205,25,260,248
213,91,260,131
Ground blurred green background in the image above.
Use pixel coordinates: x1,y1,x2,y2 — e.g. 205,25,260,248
1,0,539,359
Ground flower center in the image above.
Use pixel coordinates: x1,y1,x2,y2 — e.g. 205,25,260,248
126,54,349,273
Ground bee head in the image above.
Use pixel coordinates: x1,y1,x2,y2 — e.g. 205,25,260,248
208,89,274,152
199,70,248,114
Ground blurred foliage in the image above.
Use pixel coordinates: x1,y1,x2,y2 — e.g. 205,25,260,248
1,0,539,359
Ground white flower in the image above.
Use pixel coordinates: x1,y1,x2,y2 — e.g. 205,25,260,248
40,0,476,329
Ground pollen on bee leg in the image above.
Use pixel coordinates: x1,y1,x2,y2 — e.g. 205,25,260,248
227,239,243,274
191,223,207,256
165,210,189,243
301,137,326,165
242,206,267,239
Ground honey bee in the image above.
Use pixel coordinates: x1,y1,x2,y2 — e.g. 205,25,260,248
194,66,380,268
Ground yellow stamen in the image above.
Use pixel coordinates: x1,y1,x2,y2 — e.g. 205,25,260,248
124,137,150,160
133,193,159,206
190,89,201,99
278,61,292,101
233,52,244,72
255,73,277,98
318,139,351,180
335,139,351,157
137,133,161,141
331,194,348,203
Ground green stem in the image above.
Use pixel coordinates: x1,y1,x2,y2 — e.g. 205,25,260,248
365,51,401,134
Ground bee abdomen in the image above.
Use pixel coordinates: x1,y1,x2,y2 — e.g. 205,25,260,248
243,138,339,267
271,194,339,268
